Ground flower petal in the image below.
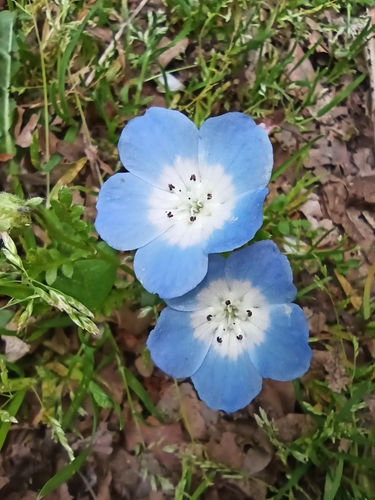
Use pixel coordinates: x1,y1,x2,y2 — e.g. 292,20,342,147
166,254,226,311
147,308,210,378
203,188,268,254
198,113,273,195
225,240,297,304
95,173,172,250
118,108,199,188
248,303,312,381
134,237,208,298
191,348,262,412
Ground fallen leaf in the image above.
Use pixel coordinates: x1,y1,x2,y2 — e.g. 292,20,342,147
157,37,189,68
274,413,316,443
3,335,30,362
15,114,39,148
207,432,243,469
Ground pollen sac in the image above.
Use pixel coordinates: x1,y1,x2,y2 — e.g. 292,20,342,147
167,211,173,218
246,309,252,317
236,334,243,340
190,174,197,181
168,183,175,191
217,337,222,343
207,314,212,321
207,193,212,200
225,300,231,305
190,216,196,222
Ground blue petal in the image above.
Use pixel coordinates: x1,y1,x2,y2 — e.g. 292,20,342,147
166,254,226,311
191,349,262,412
249,304,312,381
147,308,210,378
134,238,208,298
118,108,199,187
225,240,297,304
198,113,273,195
203,188,268,254
95,173,168,250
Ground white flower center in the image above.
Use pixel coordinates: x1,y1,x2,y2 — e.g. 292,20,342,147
190,278,270,360
148,158,236,249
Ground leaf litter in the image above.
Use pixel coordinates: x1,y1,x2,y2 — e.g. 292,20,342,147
1,1,375,499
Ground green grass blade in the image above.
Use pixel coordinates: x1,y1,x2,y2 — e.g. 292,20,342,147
55,3,101,123
316,73,366,118
324,459,344,500
62,348,94,429
37,446,91,499
0,10,16,155
271,136,322,182
0,389,26,450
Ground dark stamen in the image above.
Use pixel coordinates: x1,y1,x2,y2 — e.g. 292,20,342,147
246,310,252,317
207,193,212,200
225,300,231,305
207,314,212,321
236,334,243,340
190,216,196,222
217,337,222,343
167,212,173,218
190,174,196,181
168,183,175,191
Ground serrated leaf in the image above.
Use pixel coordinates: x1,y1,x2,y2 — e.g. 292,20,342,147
58,186,73,207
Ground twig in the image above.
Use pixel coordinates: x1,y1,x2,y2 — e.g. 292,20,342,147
85,0,149,86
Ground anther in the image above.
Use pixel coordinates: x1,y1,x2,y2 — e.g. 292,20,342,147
207,193,212,200
207,314,212,321
225,300,231,305
246,310,252,317
167,212,173,218
236,334,243,340
190,216,196,222
217,337,222,343
168,183,175,191
190,174,196,181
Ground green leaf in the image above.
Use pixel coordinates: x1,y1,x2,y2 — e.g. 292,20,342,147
277,220,290,236
53,258,117,311
45,267,58,286
58,187,73,207
324,459,344,500
0,389,26,450
0,10,16,155
89,382,114,409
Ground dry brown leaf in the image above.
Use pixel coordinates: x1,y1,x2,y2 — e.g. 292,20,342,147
157,37,189,68
206,432,243,469
347,175,375,204
284,41,320,98
254,380,296,419
3,335,30,362
0,153,14,162
15,114,39,148
274,413,316,443
324,345,351,393
180,383,219,440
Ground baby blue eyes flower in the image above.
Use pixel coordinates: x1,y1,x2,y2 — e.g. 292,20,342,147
147,240,312,413
95,107,273,298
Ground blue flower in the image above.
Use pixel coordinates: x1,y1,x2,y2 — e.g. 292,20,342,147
147,240,312,413
95,107,273,298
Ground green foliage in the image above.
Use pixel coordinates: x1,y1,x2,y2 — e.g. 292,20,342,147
0,0,374,498
0,10,17,155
